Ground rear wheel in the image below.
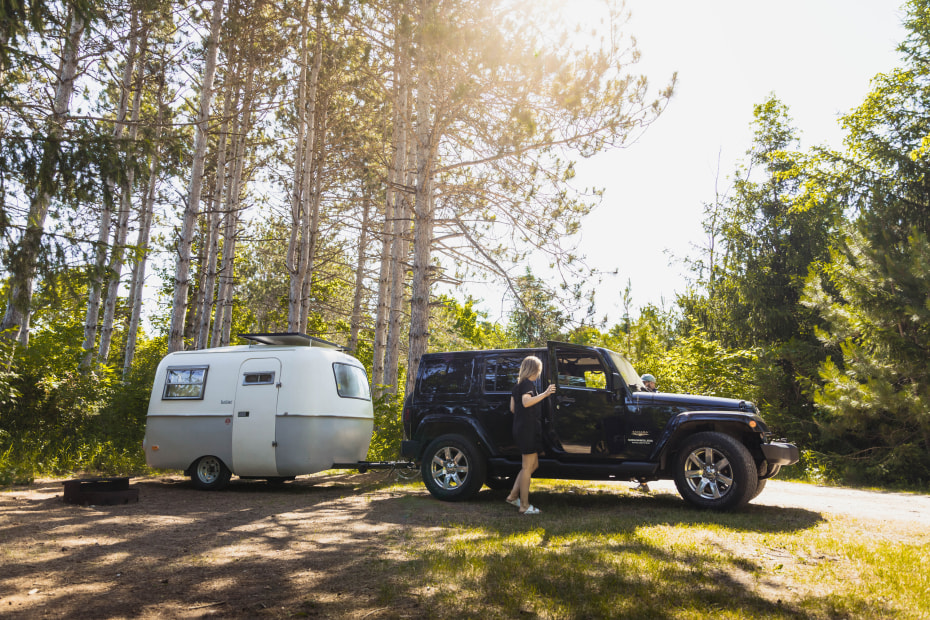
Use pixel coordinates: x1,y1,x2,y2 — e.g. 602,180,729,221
190,455,231,491
421,434,486,501
674,432,758,511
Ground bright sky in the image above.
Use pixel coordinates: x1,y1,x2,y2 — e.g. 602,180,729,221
564,0,907,325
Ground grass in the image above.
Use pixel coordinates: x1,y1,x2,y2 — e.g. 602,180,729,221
368,478,930,619
2,471,926,618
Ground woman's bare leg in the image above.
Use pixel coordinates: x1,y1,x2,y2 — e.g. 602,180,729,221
507,471,523,503
518,452,538,512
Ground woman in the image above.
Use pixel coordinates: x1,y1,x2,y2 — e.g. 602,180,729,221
505,355,556,515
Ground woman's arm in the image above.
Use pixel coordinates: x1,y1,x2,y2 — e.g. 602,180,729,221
521,383,556,408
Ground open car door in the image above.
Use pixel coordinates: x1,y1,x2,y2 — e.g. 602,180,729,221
546,341,626,458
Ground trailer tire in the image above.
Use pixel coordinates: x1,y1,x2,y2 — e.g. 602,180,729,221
421,434,486,501
190,455,231,490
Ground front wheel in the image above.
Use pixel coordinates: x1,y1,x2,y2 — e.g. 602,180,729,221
421,434,486,501
190,455,232,491
674,432,758,511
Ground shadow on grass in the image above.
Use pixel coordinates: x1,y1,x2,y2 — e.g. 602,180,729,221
0,474,904,620
376,483,827,534
361,489,896,619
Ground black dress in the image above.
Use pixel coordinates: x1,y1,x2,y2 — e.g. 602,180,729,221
512,378,544,455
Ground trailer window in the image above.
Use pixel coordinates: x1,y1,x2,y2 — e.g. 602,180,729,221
333,363,371,400
163,366,209,400
242,371,275,385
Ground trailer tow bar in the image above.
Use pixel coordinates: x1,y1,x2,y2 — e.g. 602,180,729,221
332,460,418,474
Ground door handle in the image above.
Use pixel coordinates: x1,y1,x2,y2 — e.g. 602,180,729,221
238,411,250,417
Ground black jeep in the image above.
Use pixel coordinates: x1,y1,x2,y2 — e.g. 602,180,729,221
401,341,799,510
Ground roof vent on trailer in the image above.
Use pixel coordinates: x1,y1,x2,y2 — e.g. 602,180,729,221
238,332,343,350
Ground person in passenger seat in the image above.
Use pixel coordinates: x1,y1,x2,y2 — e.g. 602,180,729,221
505,356,556,515
641,374,658,392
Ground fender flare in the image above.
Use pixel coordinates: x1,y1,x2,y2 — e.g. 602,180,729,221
652,411,768,469
410,414,497,461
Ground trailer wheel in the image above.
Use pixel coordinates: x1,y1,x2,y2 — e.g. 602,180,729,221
190,455,231,491
421,434,486,501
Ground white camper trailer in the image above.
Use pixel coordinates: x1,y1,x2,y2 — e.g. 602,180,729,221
143,333,374,489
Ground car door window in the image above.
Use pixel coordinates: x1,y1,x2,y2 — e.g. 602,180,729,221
482,355,524,393
418,357,473,396
556,353,608,390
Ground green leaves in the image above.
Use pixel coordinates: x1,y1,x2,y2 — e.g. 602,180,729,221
797,0,930,484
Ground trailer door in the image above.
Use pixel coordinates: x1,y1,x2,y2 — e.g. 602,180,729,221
232,357,282,476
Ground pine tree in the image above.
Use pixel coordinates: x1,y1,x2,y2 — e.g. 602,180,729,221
804,0,930,483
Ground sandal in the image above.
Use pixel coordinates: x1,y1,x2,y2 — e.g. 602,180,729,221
506,497,521,508
521,505,540,515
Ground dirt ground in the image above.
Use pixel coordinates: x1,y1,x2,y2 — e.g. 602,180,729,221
2,472,928,619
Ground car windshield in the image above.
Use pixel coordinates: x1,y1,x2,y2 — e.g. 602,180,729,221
607,350,646,392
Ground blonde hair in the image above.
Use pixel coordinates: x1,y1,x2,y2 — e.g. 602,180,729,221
517,356,543,383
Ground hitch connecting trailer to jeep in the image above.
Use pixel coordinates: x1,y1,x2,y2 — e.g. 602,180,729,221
332,460,418,474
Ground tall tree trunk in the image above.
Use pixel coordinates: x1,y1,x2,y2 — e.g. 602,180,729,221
286,0,312,333
289,28,323,332
122,106,162,378
211,60,255,348
1,8,85,346
187,190,212,346
195,75,235,349
348,193,371,354
373,3,409,391
209,98,241,349
298,106,328,332
81,8,139,369
168,0,224,353
123,47,168,378
98,26,148,364
383,126,414,392
405,1,435,396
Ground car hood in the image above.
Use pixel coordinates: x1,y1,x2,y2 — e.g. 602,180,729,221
630,391,757,413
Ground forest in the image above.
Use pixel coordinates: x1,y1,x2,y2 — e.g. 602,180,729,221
1,0,929,490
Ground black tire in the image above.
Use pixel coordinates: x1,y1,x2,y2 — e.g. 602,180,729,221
421,434,487,501
750,478,767,500
484,473,516,490
673,432,758,511
190,455,232,491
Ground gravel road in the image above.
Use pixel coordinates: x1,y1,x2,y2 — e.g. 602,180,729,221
647,478,930,524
